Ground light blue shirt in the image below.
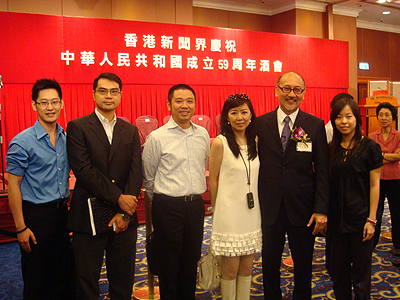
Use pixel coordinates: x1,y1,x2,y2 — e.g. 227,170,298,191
6,120,70,204
142,117,210,200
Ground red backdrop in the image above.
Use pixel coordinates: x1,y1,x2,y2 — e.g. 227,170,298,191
0,12,348,168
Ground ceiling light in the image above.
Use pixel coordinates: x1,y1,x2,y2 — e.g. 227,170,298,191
383,11,390,14
376,0,387,3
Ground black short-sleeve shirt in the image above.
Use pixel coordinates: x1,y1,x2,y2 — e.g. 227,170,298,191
329,137,383,233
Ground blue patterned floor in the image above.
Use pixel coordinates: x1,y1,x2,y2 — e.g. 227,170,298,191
1,202,400,299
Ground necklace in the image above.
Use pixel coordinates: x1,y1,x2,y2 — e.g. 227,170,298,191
239,152,251,188
340,143,352,162
340,140,353,150
236,139,247,146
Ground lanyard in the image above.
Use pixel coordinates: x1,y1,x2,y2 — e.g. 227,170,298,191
239,151,251,192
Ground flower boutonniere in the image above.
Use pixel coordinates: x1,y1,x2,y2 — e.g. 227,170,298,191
290,127,310,146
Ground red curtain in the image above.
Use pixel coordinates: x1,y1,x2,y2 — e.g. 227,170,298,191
0,84,346,169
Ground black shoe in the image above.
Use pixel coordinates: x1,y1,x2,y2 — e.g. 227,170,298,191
392,258,400,267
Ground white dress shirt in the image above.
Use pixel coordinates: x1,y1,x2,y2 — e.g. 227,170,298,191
325,120,333,143
277,106,299,137
142,117,210,200
95,109,117,144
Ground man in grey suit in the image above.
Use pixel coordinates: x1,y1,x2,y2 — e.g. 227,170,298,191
257,72,330,300
67,73,143,300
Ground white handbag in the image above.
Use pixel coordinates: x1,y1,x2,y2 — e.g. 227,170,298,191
198,249,222,291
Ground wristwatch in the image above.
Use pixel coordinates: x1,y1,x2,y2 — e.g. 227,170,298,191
120,213,131,221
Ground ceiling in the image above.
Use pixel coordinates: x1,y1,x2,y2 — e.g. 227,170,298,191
193,0,400,33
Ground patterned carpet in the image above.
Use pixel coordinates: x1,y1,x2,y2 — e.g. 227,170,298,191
1,202,400,299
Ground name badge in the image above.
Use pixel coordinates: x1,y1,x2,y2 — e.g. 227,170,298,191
296,141,312,152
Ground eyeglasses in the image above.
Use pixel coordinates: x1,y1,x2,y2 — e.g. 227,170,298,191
36,99,61,108
277,85,305,95
96,88,121,96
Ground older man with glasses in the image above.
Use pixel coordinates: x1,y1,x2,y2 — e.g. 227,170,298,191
257,71,330,300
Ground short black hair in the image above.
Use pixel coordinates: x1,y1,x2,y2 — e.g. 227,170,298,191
330,93,354,109
31,78,62,102
168,84,196,103
93,73,122,91
376,102,397,119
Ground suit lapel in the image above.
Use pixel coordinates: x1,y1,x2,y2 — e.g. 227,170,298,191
88,112,111,152
265,109,282,150
293,109,306,126
286,109,307,153
109,119,125,162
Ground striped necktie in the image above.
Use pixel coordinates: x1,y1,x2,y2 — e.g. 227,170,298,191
281,116,291,151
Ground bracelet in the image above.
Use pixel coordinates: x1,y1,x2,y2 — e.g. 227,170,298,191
366,218,377,226
207,206,215,213
15,226,28,234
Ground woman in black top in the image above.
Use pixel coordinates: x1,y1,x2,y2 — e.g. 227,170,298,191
328,96,382,300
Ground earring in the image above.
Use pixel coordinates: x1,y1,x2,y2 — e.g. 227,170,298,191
227,121,230,124
249,119,252,122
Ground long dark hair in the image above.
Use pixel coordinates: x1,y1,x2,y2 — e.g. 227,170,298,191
329,96,362,164
220,94,257,160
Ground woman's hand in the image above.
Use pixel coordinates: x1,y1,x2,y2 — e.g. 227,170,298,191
363,222,375,242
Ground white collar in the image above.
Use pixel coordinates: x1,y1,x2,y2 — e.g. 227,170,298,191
277,106,299,125
95,108,116,125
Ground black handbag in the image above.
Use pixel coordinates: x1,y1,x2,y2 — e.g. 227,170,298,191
145,231,159,275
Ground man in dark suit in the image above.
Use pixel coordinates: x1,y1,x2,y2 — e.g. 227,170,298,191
67,73,143,300
257,71,330,300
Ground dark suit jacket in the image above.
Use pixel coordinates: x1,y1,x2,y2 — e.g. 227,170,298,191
67,112,143,234
257,108,330,227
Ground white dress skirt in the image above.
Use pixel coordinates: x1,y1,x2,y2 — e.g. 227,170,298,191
210,135,262,257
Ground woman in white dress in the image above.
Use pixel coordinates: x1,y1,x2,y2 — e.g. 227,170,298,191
209,94,262,300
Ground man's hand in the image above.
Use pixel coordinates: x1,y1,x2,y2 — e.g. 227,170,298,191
117,194,138,215
109,213,130,233
307,213,327,236
17,228,37,253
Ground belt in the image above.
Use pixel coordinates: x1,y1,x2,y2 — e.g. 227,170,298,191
157,194,202,202
54,198,69,208
23,197,69,208
182,194,202,202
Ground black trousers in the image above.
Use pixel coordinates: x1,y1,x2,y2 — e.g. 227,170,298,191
21,200,74,300
329,230,373,300
374,179,400,249
262,203,315,300
72,226,137,300
152,194,205,300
